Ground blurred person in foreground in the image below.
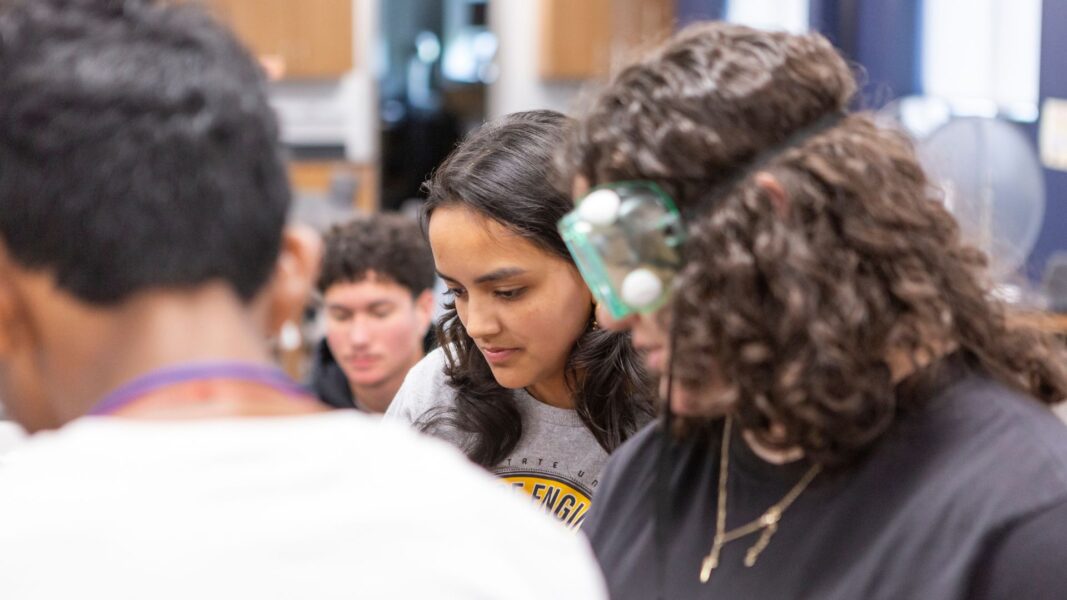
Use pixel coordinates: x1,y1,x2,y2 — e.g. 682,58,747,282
310,214,435,412
0,403,25,462
560,22,1067,599
0,1,606,597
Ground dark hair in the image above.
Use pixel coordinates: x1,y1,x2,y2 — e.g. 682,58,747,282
318,213,435,295
0,0,289,305
567,22,1067,467
421,110,655,467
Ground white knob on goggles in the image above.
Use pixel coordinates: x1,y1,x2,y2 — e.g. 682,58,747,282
621,268,664,309
577,188,622,226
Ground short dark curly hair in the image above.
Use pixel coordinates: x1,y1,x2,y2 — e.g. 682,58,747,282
0,0,289,305
317,213,435,296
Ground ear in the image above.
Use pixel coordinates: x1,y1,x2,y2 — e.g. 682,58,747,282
0,279,19,359
572,175,591,200
0,244,31,359
413,289,436,334
264,225,323,336
754,171,789,218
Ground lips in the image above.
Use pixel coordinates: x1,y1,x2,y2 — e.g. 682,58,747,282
480,346,520,365
345,355,379,370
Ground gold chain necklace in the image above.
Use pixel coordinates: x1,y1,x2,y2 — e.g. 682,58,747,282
699,417,822,583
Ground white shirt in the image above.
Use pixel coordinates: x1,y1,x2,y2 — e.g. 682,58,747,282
0,421,25,463
0,412,607,599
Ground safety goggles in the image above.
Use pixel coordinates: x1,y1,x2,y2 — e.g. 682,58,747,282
558,181,686,320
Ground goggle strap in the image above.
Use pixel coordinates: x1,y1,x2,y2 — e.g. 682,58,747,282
654,318,680,598
685,110,848,219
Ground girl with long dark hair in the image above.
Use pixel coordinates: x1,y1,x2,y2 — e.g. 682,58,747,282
386,110,655,528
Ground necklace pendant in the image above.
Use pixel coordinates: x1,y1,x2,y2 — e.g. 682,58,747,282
700,539,724,584
700,534,726,584
699,554,718,583
744,522,778,567
760,507,782,527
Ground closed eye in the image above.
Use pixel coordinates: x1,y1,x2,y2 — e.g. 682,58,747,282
494,287,526,300
326,308,352,321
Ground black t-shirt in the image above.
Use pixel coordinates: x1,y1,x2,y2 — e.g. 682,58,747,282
308,339,357,409
583,358,1067,599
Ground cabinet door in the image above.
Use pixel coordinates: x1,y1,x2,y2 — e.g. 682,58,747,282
539,0,612,79
539,0,674,80
210,0,353,79
289,0,354,78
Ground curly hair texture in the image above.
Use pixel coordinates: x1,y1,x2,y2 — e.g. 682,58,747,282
566,22,1067,467
317,213,435,296
421,110,655,468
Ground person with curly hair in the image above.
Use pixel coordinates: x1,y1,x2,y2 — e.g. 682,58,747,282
387,110,655,529
561,22,1067,599
311,214,436,412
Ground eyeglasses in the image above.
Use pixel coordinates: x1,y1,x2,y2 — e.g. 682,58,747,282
558,181,686,320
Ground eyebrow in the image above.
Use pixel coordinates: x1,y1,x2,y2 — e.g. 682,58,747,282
436,267,528,285
324,300,395,311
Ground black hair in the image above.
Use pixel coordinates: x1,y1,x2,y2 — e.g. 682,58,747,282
420,110,656,467
317,213,435,296
0,0,290,304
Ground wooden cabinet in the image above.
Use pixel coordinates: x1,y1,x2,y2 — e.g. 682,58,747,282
289,161,378,214
539,0,674,80
539,0,612,79
210,0,354,79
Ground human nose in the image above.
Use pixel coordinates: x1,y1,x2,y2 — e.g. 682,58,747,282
347,316,372,346
462,296,502,339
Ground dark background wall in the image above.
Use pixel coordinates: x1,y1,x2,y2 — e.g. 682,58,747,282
676,0,724,25
677,0,922,104
674,0,1064,282
1033,0,1067,280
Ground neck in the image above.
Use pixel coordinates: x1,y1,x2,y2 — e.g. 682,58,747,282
741,427,804,465
350,349,424,414
42,285,286,425
526,370,575,410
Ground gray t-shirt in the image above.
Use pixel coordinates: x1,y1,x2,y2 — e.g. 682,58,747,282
386,348,607,530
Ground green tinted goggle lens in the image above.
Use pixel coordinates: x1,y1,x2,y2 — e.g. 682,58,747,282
558,182,685,320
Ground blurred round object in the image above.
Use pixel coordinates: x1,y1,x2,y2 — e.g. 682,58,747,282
879,95,954,140
621,268,664,309
919,116,1046,280
578,189,622,226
